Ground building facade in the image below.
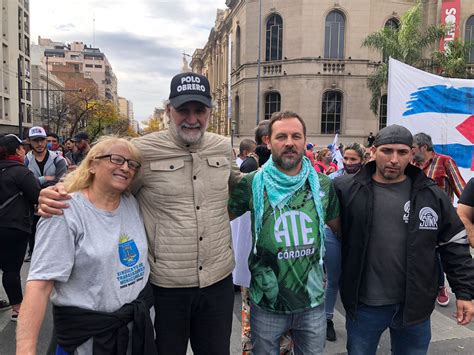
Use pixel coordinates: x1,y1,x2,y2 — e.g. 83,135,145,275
0,0,32,136
118,96,134,121
191,0,474,146
30,63,66,131
34,37,118,106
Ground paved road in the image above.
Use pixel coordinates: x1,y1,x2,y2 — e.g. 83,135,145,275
2,256,474,355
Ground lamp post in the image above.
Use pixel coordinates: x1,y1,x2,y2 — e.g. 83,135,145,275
17,57,23,138
256,0,262,125
46,56,50,129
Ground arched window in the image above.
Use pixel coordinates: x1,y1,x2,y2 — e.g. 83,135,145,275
235,26,241,67
383,18,399,63
379,95,388,130
321,90,342,134
234,95,240,134
265,14,283,61
264,92,281,120
385,18,400,30
465,16,474,63
324,11,345,59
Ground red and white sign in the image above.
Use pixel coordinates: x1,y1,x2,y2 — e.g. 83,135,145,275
439,0,461,52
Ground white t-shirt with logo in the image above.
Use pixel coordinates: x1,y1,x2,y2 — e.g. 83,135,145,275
29,192,150,354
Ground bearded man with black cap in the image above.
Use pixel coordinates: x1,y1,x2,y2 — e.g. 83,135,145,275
37,72,242,355
333,124,474,355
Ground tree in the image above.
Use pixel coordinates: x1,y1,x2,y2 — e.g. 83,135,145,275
86,100,122,141
142,115,161,134
362,0,446,114
48,93,69,136
432,39,474,79
66,85,100,137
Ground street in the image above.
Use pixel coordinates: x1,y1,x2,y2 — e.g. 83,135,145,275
1,257,474,355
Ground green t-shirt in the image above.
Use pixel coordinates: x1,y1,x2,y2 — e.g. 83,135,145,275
228,172,340,314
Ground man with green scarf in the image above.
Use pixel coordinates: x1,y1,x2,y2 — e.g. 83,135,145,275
229,111,340,355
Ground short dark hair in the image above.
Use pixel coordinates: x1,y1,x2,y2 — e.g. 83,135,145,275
47,132,59,140
65,138,73,143
268,111,306,138
413,132,434,151
239,139,256,155
254,120,270,145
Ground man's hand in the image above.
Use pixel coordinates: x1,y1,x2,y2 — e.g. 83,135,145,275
44,176,56,182
455,299,474,325
38,183,71,217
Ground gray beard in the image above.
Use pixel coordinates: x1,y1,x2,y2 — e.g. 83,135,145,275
168,117,206,144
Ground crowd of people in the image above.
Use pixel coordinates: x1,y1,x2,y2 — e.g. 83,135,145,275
0,71,472,355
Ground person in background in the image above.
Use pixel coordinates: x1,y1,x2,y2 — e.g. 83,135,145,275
70,132,91,168
254,120,271,167
324,142,366,341
412,132,466,307
24,127,67,262
305,143,317,167
239,139,258,173
0,134,40,321
367,132,375,147
46,133,60,151
315,148,336,175
16,137,156,355
458,178,474,248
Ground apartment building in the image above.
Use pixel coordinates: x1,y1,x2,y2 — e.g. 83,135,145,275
118,96,134,121
0,0,32,135
191,0,474,146
34,37,118,106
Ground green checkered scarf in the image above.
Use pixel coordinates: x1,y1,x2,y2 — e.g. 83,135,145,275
251,155,326,264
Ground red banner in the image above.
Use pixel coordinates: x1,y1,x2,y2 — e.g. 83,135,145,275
439,0,461,52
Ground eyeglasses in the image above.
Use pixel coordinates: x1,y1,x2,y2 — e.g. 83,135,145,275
95,154,141,171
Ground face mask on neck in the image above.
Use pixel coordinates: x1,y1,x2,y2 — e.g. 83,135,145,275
343,162,363,175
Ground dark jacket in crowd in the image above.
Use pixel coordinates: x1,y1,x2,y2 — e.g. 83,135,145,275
334,161,473,326
0,160,40,233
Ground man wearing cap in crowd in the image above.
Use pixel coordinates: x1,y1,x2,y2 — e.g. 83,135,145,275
24,127,67,262
69,132,90,169
38,72,241,355
333,124,474,355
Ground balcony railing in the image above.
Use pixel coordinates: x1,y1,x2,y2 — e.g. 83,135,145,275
263,63,282,76
322,61,345,73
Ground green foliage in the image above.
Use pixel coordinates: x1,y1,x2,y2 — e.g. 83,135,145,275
432,39,474,79
362,0,447,114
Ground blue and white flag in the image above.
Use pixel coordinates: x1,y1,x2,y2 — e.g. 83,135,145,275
387,58,474,182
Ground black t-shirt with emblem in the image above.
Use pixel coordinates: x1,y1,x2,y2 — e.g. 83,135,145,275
359,177,412,306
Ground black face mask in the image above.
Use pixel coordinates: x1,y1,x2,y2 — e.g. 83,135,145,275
343,162,363,175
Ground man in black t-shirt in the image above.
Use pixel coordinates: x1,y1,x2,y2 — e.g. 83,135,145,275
334,125,474,355
458,178,474,247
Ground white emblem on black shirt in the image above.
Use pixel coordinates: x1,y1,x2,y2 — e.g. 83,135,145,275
419,207,438,230
403,201,410,224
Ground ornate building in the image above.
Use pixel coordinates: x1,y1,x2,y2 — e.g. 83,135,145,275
191,0,474,146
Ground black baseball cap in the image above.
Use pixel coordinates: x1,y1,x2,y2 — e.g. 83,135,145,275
169,72,212,108
374,124,413,147
0,134,24,151
73,132,89,141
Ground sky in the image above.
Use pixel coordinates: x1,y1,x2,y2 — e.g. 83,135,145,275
30,0,227,122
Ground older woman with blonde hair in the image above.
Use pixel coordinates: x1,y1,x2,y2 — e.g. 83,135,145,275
17,136,156,355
